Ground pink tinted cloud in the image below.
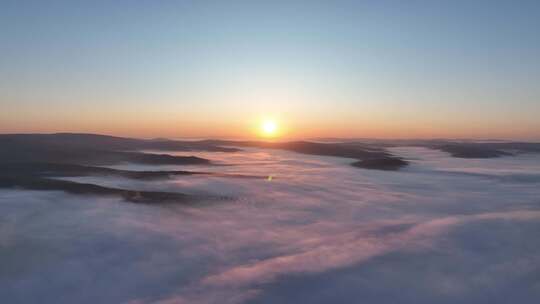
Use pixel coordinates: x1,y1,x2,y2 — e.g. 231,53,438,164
202,211,540,288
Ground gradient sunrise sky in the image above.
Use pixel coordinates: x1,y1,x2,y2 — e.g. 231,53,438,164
1,0,539,140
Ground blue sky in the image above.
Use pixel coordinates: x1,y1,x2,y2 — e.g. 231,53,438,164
1,0,539,139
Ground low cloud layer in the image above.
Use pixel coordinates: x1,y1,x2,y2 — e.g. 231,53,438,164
1,147,540,303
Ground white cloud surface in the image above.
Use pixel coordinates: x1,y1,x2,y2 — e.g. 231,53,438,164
1,147,539,303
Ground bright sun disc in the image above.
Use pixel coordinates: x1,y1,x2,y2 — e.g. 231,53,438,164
262,120,277,136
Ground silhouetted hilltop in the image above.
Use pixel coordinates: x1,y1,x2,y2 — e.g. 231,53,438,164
11,133,537,201
304,138,540,159
435,144,512,158
352,158,408,170
0,133,238,153
0,134,273,202
432,142,540,158
265,141,388,159
0,134,226,202
0,176,191,204
0,133,217,165
0,162,196,180
0,133,413,201
0,162,260,181
0,134,408,170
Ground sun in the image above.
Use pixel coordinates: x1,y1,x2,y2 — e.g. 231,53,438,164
261,120,278,137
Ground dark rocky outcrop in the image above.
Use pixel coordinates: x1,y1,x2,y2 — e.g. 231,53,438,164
0,176,191,204
435,144,512,158
352,157,408,170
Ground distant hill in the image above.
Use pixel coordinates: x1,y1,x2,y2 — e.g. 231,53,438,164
0,133,239,165
0,133,412,201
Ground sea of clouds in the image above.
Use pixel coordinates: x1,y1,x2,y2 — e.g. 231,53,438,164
1,147,539,303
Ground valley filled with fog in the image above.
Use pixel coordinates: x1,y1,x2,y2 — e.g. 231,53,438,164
1,146,540,304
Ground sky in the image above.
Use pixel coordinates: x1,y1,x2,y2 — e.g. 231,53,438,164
1,0,539,140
